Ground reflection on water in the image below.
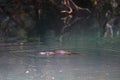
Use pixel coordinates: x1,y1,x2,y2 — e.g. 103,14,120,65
0,41,120,80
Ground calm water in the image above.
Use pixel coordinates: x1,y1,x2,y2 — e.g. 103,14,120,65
0,41,120,80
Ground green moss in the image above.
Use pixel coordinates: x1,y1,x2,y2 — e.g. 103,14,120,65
18,29,27,42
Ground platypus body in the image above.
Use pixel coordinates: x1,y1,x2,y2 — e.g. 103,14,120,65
39,50,72,55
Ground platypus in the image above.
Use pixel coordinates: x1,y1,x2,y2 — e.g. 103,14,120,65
39,50,72,55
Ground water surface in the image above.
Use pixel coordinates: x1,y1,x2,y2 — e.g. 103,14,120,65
0,42,120,80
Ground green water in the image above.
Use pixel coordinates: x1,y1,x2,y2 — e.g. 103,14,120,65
0,38,120,80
